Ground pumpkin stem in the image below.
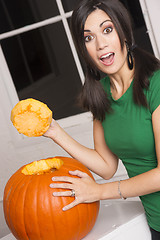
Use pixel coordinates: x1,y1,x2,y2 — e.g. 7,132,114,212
22,158,63,175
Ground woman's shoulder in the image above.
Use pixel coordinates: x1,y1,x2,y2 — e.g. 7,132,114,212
100,75,110,91
149,69,160,83
147,69,160,113
100,75,109,83
148,69,160,90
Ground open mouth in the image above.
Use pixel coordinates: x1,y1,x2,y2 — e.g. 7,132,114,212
100,53,115,66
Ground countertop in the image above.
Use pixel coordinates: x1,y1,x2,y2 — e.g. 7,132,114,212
1,199,151,240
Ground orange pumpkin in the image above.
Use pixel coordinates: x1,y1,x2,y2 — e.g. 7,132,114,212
3,157,100,240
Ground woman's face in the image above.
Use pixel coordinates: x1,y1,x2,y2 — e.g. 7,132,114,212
84,9,128,76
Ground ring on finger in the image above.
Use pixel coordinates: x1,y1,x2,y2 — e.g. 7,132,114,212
71,189,75,197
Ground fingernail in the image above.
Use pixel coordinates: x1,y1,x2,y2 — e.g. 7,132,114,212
52,192,58,196
50,184,54,188
52,177,56,180
62,207,67,211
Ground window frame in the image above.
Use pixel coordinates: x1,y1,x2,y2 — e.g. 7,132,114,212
139,0,160,59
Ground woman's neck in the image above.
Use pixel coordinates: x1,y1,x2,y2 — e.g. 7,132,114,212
109,67,135,100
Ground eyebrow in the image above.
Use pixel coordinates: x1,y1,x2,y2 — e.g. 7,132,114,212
84,19,112,32
100,19,112,27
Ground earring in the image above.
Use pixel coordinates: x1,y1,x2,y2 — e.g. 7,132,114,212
125,42,134,70
127,51,133,70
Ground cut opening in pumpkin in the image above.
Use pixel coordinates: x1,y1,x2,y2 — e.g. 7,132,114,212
22,158,64,175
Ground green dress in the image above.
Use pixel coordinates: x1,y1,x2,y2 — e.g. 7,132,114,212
100,69,160,231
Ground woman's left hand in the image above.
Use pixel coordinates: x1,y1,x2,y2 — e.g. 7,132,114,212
49,170,100,211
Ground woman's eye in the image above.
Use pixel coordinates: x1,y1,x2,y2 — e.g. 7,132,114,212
104,27,113,34
84,35,94,42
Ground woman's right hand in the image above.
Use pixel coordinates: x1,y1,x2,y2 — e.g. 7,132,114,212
43,118,59,140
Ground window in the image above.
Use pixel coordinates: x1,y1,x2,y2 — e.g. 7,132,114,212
62,0,77,12
120,0,153,53
0,0,155,120
0,0,59,33
0,0,84,120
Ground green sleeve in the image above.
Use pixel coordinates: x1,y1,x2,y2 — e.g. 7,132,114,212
147,69,160,114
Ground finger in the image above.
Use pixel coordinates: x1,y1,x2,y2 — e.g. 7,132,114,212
50,183,73,189
69,170,88,178
62,198,79,211
52,191,72,197
50,118,56,127
43,119,55,137
51,176,76,183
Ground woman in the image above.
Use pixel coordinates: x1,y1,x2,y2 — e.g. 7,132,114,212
44,0,160,238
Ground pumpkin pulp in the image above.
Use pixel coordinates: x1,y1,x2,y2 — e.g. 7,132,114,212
21,158,64,175
11,98,52,137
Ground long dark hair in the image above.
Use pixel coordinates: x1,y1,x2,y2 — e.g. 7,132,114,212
71,0,160,121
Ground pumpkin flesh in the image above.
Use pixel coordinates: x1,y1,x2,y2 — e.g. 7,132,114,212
11,98,52,137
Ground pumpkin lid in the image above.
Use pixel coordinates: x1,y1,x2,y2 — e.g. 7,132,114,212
11,98,52,137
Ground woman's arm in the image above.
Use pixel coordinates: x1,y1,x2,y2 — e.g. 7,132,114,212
50,106,160,211
44,119,118,179
99,105,160,200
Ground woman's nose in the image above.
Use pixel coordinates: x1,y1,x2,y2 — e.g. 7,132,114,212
96,35,108,50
